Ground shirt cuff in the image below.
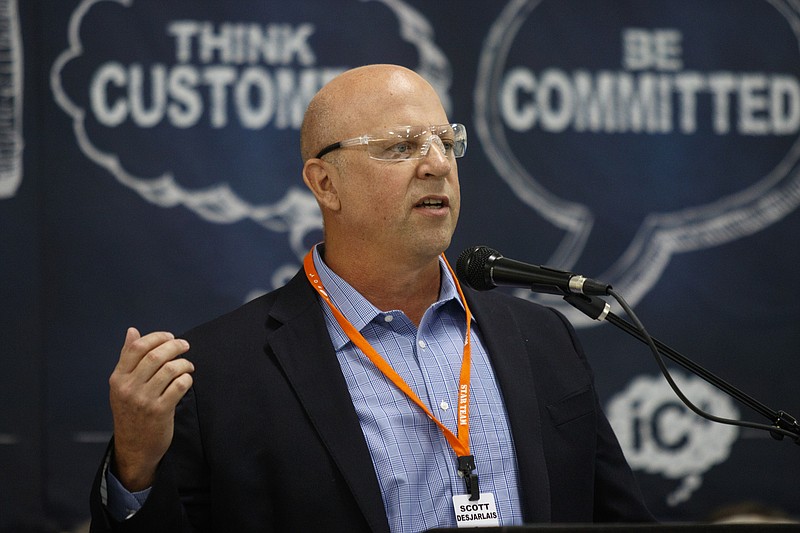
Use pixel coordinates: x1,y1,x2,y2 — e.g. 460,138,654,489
104,465,153,521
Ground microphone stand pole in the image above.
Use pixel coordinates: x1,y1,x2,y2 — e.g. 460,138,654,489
563,293,800,443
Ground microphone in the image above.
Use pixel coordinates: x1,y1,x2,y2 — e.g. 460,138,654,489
456,246,611,296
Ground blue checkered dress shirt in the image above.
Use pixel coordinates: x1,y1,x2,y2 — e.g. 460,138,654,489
312,246,523,532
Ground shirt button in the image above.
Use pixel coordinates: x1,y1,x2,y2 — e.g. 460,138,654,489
418,340,427,349
440,401,449,410
384,314,393,323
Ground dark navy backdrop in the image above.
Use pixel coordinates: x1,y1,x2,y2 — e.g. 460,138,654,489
3,0,799,529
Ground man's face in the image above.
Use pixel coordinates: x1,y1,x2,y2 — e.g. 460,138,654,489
330,78,461,263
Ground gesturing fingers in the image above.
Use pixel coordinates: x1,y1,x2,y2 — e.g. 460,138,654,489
110,328,194,409
116,328,190,375
146,356,195,403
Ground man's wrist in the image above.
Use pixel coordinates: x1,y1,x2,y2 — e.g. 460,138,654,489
111,449,158,492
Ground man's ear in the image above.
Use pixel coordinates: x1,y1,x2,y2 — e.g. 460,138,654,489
302,158,341,212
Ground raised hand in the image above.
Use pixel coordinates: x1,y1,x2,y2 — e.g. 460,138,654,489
108,327,194,491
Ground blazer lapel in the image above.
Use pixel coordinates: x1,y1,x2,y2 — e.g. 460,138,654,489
264,272,391,533
465,289,553,523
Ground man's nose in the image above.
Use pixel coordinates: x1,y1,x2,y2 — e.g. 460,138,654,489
418,135,452,177
421,134,447,158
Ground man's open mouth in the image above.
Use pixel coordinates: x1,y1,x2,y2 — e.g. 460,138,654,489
416,198,447,208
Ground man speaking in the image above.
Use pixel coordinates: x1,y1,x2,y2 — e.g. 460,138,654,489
90,64,653,532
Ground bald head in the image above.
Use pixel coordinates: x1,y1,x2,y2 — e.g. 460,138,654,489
300,65,447,162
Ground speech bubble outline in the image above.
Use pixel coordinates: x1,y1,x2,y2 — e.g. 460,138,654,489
50,0,453,264
474,0,800,323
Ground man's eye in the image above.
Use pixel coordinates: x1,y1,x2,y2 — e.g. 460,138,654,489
384,141,415,159
393,142,411,153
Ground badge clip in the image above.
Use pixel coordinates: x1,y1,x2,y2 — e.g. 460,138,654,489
457,455,480,501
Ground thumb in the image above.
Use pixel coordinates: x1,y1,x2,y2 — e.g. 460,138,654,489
124,326,141,347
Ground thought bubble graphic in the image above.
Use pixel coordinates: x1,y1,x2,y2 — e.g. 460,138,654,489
607,372,739,506
0,0,22,199
475,0,800,324
50,0,452,278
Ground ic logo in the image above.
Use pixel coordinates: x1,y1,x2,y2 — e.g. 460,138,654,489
606,372,739,506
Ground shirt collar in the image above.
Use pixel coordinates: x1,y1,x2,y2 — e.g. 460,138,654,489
312,244,466,349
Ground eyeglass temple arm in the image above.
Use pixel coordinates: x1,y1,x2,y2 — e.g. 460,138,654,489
315,142,342,159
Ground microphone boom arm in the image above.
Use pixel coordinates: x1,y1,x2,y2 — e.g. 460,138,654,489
454,245,800,442
563,293,800,443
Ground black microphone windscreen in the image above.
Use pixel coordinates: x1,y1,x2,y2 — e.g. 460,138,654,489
456,246,499,291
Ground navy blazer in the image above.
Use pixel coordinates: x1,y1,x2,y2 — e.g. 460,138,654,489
90,268,652,532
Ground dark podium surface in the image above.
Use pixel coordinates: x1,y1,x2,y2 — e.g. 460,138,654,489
426,524,800,532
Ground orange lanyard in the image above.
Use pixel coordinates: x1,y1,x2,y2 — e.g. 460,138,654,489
303,247,481,499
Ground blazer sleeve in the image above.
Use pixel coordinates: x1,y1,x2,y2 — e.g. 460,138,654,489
89,386,207,533
551,307,655,523
465,287,654,523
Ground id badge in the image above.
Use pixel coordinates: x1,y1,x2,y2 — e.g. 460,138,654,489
452,492,500,528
